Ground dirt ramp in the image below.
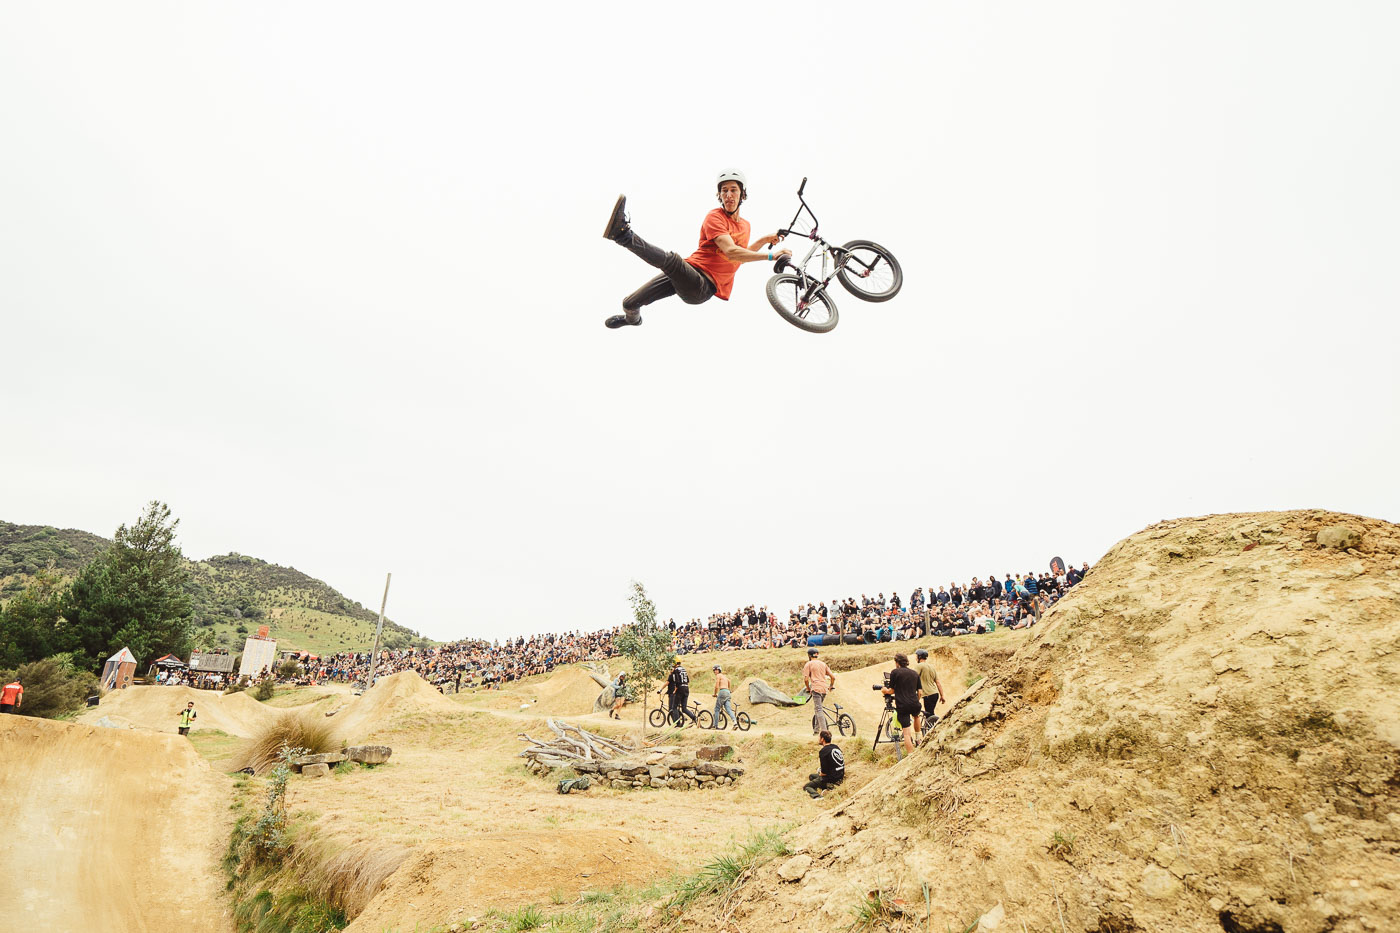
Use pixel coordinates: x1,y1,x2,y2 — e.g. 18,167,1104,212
344,829,664,931
0,716,232,931
334,670,461,741
529,667,607,716
77,684,280,737
721,511,1400,933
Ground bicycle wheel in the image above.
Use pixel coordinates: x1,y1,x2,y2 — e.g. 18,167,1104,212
884,714,900,742
838,713,857,737
836,240,902,302
648,707,667,728
735,712,753,731
696,710,713,729
712,711,728,731
766,275,839,334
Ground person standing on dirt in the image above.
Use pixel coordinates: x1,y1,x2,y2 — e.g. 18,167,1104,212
178,701,196,736
803,730,845,799
803,647,836,734
711,665,737,730
912,649,947,736
609,672,628,720
0,678,22,714
601,170,791,329
661,660,697,727
882,653,921,757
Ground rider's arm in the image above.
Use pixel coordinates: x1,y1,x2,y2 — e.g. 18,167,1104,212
715,234,788,264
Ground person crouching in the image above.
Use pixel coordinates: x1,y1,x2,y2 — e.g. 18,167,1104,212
803,730,845,799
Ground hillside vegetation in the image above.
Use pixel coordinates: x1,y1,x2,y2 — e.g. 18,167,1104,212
1,520,430,656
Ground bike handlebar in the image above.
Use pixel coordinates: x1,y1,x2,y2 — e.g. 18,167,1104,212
798,176,807,196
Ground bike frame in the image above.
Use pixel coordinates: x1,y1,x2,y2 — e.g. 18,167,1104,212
774,177,846,298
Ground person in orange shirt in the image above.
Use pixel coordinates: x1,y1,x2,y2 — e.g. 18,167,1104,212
0,678,22,714
602,169,791,329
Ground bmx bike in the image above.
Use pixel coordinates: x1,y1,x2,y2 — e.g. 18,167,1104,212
649,700,751,729
766,177,903,334
812,701,858,737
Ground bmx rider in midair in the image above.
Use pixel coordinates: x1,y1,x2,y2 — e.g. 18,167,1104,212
601,170,791,329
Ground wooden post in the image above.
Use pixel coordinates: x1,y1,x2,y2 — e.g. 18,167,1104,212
364,573,392,690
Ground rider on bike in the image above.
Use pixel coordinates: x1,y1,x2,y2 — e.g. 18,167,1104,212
602,170,791,329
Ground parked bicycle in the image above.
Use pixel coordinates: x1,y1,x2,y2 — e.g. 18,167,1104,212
710,709,754,731
813,701,858,737
649,700,714,729
766,177,903,333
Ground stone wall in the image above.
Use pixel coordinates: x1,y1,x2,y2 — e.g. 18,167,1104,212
524,752,745,790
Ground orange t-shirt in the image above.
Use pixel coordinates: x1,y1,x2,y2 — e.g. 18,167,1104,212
685,209,751,301
1,682,21,705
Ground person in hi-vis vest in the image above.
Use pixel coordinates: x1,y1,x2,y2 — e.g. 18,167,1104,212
178,701,196,736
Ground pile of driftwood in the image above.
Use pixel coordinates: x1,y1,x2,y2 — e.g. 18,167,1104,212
518,718,635,772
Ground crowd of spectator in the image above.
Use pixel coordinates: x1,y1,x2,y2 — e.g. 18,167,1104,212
275,563,1091,689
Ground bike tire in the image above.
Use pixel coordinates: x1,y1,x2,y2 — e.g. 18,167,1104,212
884,715,900,742
766,274,839,334
648,708,667,728
836,240,902,302
697,710,713,730
712,711,728,731
736,712,752,731
838,713,857,737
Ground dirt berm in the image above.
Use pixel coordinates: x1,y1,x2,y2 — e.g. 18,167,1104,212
0,716,232,931
719,511,1400,933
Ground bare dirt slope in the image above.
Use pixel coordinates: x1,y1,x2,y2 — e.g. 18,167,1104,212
717,511,1400,933
0,716,233,932
78,684,281,737
331,669,462,742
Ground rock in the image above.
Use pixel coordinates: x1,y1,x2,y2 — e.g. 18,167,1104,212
1318,525,1362,550
648,765,669,780
611,780,629,789
952,727,986,756
748,679,800,706
293,752,347,770
697,745,732,761
957,686,998,724
346,745,392,765
975,902,1005,931
776,855,813,882
302,763,331,778
668,758,699,770
1140,864,1181,899
696,762,729,776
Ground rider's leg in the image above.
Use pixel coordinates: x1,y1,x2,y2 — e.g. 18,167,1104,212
811,692,827,734
618,230,717,304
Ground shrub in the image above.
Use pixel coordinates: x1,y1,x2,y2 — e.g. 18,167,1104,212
232,712,339,775
254,678,275,701
277,658,301,679
0,655,97,719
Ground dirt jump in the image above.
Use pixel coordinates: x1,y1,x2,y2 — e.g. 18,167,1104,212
0,716,232,932
77,684,281,737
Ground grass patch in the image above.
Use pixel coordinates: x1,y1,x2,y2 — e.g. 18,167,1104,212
188,728,244,765
850,888,902,930
667,826,790,912
1046,830,1076,859
231,712,340,775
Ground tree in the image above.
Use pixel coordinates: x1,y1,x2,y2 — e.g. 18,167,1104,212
613,580,674,734
0,655,97,719
61,501,194,671
0,566,67,669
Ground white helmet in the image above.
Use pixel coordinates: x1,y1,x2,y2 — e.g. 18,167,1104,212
716,169,747,194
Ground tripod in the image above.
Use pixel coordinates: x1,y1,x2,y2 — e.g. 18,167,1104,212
872,693,900,756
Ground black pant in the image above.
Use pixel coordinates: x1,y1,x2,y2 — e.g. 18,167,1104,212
922,694,939,718
669,689,697,725
0,704,14,714
804,773,842,797
619,230,717,311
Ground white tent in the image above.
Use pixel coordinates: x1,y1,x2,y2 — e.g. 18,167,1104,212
101,647,137,690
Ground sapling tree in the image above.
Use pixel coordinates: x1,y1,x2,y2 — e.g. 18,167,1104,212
613,580,674,735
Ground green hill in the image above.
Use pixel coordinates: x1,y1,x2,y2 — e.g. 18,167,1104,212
0,520,432,656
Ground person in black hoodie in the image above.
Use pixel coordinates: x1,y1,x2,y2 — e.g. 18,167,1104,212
803,731,845,799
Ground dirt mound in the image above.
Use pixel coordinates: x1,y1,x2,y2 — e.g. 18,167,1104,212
77,684,281,737
344,828,664,931
0,715,232,930
333,670,461,741
716,511,1400,933
529,666,608,716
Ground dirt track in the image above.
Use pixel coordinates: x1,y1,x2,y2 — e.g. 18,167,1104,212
0,716,232,932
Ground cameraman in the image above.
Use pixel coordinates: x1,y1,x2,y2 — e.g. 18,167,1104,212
803,730,845,799
912,648,947,736
881,653,921,756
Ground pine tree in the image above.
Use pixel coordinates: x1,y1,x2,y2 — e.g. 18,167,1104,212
62,501,194,670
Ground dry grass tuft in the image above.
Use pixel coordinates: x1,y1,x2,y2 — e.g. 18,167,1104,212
231,712,340,775
290,841,412,919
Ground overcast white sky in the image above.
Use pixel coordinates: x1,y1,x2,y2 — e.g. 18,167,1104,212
3,3,1397,642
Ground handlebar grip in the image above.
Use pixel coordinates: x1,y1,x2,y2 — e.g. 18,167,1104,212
798,177,807,195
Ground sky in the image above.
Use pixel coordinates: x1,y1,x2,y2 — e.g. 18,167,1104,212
3,3,1397,643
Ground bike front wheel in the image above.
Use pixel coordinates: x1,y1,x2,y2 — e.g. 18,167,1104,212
735,712,753,731
696,710,713,729
712,711,728,730
837,713,857,737
766,275,839,334
837,240,902,302
648,708,667,728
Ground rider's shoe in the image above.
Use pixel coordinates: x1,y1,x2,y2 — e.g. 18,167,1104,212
605,312,642,329
603,195,631,241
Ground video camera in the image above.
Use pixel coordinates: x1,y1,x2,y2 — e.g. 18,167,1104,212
870,671,891,691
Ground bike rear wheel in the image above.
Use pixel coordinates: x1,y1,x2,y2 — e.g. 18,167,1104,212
837,713,857,737
648,708,667,728
735,711,753,731
696,710,713,729
837,240,902,302
712,711,728,730
766,275,839,333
